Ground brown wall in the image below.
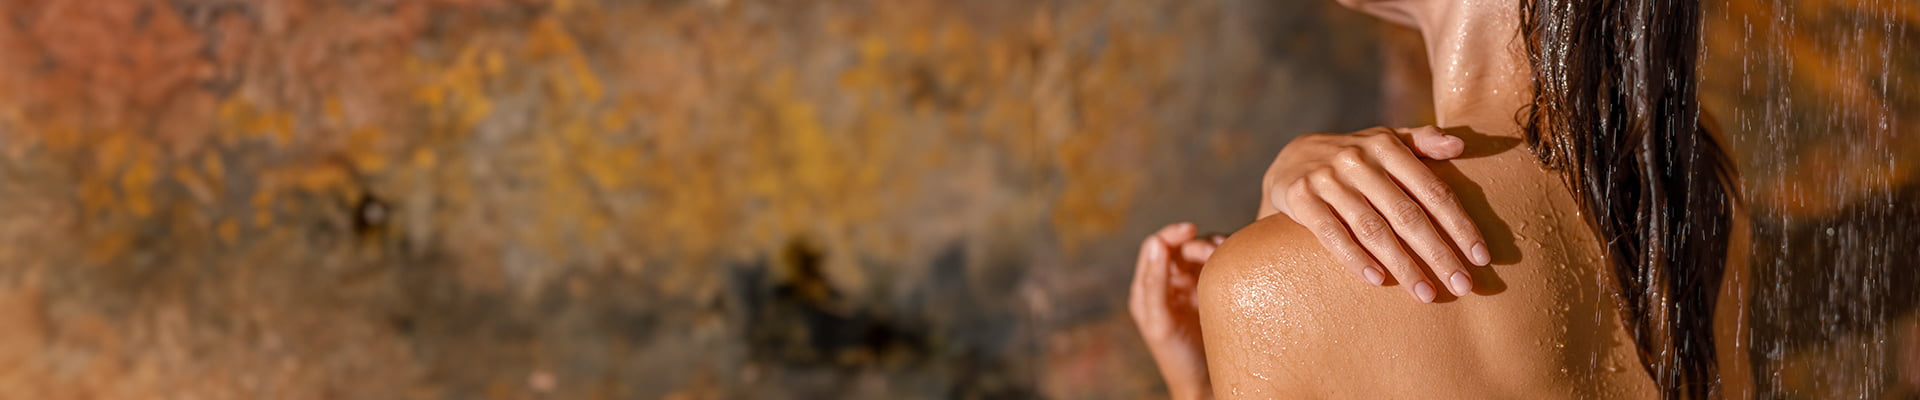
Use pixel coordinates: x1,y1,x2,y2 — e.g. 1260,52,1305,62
0,0,1910,398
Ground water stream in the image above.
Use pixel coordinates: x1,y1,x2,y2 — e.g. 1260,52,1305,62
1705,0,1917,397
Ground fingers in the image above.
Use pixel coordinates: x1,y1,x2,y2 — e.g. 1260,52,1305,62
1397,125,1465,159
1308,169,1434,302
1367,130,1492,267
1132,235,1170,328
1155,222,1198,246
1137,223,1214,326
1333,148,1474,297
1178,240,1215,266
1284,179,1385,286
1171,239,1214,290
1131,223,1215,312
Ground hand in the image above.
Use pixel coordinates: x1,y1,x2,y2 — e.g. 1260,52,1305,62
1131,222,1221,400
1259,126,1489,303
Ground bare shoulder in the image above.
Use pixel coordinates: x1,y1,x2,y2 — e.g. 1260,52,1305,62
1197,216,1347,335
1193,215,1356,397
1197,215,1347,323
1201,215,1345,293
1193,213,1658,398
1195,216,1458,396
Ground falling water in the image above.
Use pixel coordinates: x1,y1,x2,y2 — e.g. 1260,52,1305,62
1705,0,1917,397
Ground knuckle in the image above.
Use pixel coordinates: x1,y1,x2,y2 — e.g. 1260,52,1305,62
1296,133,1338,146
1415,241,1456,264
1366,131,1397,143
1333,147,1367,166
1308,168,1339,187
1421,180,1457,203
1284,196,1313,213
1312,221,1348,241
1286,179,1314,201
1389,200,1427,225
1354,217,1393,242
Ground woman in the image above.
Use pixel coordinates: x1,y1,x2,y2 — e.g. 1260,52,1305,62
1131,0,1750,398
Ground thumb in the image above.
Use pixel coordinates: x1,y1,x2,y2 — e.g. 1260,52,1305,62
1398,125,1465,159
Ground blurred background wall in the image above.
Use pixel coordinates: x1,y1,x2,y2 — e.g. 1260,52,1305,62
0,0,1909,398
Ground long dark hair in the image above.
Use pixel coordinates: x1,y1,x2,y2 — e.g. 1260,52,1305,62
1517,0,1736,398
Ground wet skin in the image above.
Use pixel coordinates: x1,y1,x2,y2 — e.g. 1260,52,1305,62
1194,0,1752,397
1199,128,1659,398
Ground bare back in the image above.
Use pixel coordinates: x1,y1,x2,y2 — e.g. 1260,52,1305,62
1196,145,1660,398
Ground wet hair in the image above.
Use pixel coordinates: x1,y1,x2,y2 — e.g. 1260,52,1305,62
1518,0,1736,398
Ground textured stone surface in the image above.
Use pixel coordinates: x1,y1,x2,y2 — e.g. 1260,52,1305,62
0,0,1909,398
0,0,1388,398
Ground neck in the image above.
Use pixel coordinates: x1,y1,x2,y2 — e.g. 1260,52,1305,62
1380,0,1533,136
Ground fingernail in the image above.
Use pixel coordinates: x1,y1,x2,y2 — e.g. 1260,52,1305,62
1448,272,1474,296
1362,267,1385,286
1413,281,1437,303
1470,242,1491,266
